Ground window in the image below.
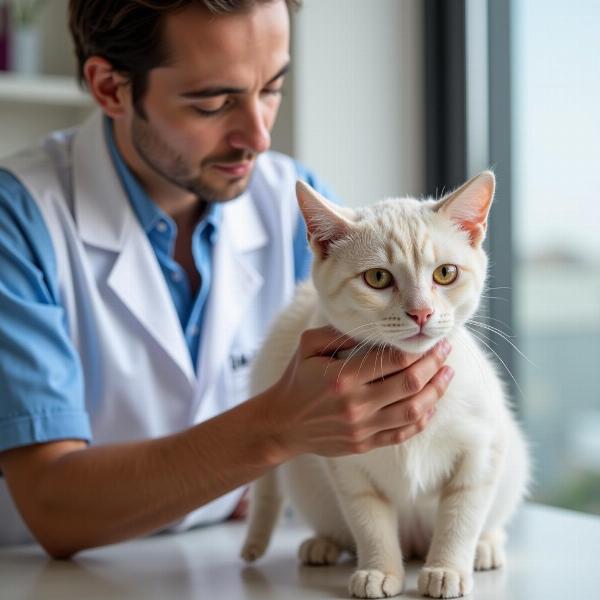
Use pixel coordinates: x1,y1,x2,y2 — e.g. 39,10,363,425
512,0,600,514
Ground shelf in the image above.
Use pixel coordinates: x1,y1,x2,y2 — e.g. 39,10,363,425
0,72,92,107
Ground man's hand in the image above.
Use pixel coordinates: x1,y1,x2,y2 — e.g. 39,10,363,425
258,326,453,460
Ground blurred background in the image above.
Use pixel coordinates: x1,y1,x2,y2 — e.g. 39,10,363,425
0,0,598,515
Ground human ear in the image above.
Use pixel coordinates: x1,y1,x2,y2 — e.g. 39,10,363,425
83,56,132,119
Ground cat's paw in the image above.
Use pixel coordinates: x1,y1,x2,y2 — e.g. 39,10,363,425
349,569,404,598
240,539,268,563
417,567,473,598
474,531,506,571
298,536,341,565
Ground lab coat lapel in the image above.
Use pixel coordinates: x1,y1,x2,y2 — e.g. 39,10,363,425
106,227,196,384
72,111,195,385
194,192,267,402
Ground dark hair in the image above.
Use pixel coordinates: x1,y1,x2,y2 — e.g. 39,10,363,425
69,0,301,116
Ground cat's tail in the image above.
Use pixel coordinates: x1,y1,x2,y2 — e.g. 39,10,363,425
240,468,284,562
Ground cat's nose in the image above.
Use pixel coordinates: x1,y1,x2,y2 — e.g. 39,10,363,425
406,308,434,327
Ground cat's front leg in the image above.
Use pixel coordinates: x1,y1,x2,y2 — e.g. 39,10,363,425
327,461,404,599
418,443,503,599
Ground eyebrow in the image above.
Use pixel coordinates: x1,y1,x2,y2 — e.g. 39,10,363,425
179,62,290,99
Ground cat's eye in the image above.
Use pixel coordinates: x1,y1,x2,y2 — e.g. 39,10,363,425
433,264,458,285
363,268,394,289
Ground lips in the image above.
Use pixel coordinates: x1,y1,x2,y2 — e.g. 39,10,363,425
211,161,252,177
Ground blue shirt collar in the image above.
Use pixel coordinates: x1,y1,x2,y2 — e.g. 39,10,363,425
102,116,221,238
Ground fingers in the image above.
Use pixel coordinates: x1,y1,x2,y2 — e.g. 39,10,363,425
365,366,453,450
297,328,424,379
368,366,454,433
322,364,452,456
368,413,434,450
338,343,424,386
366,340,452,410
298,326,356,359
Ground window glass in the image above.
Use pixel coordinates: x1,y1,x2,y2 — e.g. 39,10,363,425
513,0,600,513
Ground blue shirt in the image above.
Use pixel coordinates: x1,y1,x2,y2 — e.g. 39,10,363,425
0,124,338,453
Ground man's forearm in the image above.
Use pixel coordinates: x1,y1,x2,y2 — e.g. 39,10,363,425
6,393,282,558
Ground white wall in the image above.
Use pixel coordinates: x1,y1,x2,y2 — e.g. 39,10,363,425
39,0,76,76
291,0,425,206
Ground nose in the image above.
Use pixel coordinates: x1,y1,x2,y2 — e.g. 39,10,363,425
228,103,271,155
406,307,434,328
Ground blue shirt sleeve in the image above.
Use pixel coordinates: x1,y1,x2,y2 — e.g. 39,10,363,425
292,161,343,282
0,170,90,454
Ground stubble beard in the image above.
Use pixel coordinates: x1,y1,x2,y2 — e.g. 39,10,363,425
131,113,253,203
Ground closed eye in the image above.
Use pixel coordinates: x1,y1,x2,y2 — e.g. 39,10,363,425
262,88,283,98
193,99,233,116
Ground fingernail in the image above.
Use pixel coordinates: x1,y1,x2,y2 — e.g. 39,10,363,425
443,366,454,381
438,340,451,357
427,408,435,418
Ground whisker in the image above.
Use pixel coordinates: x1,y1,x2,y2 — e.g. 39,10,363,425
358,335,381,375
467,320,536,367
372,342,383,382
468,329,525,399
468,319,515,339
322,323,388,375
480,295,510,303
379,342,387,382
335,336,373,369
471,314,513,330
335,334,380,381
465,324,499,346
321,322,384,356
325,313,417,379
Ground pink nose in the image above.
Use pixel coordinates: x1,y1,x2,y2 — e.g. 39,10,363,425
406,308,434,327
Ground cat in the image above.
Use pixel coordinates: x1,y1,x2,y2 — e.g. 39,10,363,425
240,171,531,599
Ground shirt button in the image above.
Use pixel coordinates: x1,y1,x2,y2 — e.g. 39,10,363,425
156,220,168,233
171,271,183,282
190,325,200,336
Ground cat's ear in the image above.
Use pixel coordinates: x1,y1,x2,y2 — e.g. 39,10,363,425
296,180,355,258
434,171,496,247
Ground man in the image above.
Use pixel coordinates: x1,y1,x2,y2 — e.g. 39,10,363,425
0,0,452,557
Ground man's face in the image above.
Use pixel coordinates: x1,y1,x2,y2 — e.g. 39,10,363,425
128,1,290,202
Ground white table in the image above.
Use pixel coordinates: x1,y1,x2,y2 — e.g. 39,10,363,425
1,503,599,599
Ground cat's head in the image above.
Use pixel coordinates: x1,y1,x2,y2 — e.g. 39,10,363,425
297,172,495,354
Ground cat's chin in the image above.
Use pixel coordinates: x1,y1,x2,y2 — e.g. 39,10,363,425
394,334,440,355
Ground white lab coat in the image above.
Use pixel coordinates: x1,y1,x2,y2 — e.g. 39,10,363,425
0,111,299,544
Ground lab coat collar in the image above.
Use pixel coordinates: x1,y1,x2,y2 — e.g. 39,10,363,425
71,110,269,388
72,111,133,251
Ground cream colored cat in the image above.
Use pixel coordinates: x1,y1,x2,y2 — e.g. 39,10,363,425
241,172,530,599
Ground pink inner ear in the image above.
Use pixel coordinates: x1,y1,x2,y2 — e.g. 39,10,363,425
440,173,495,247
296,181,355,259
459,221,486,246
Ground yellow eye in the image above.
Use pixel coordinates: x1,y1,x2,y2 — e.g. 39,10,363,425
433,264,458,285
364,268,394,289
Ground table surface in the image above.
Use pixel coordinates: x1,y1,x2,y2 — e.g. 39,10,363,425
1,503,599,600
